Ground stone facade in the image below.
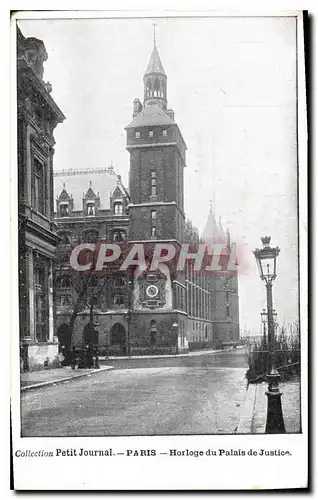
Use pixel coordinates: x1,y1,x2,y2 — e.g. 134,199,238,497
17,26,65,370
53,40,240,354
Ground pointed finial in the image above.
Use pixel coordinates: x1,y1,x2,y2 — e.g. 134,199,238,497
63,182,65,189
209,200,213,213
152,21,157,46
226,228,231,248
89,180,92,187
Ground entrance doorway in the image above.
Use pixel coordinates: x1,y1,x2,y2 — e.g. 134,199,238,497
57,323,72,350
110,323,127,355
56,323,72,365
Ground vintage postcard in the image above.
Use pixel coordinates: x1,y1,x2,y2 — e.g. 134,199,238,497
11,9,308,490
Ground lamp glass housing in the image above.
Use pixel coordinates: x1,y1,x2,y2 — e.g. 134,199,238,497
253,237,280,283
261,309,267,324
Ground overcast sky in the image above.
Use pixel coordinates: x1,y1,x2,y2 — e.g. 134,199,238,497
18,16,299,334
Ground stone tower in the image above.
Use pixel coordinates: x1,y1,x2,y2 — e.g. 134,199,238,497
124,39,188,351
125,40,186,243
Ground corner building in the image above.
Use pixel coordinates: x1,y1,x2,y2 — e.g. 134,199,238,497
17,27,65,370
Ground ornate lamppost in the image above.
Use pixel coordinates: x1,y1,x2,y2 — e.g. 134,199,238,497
253,236,286,433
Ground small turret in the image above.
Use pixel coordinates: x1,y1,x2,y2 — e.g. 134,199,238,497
143,42,167,110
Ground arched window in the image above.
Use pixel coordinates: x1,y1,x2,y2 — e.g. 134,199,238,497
112,229,126,243
81,229,99,243
114,202,123,215
60,276,71,288
58,231,71,246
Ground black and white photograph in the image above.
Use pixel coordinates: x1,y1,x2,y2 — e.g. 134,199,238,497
11,8,308,491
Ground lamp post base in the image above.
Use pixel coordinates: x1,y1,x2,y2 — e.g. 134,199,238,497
265,369,286,434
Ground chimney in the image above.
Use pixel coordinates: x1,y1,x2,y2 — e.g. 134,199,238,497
133,98,142,118
166,109,175,121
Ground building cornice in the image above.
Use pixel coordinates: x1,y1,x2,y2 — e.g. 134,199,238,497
18,58,65,122
126,141,177,150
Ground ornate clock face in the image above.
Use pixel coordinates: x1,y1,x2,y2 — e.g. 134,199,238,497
146,284,159,298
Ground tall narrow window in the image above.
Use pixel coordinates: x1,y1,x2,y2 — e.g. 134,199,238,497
162,129,167,137
33,158,45,215
34,263,48,341
151,226,156,237
86,202,95,216
151,209,156,221
150,320,157,346
149,130,154,138
114,202,123,215
60,203,68,217
135,131,140,139
151,171,157,196
113,277,126,308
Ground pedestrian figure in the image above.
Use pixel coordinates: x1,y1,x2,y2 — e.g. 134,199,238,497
94,347,100,369
77,348,85,369
71,346,77,370
87,345,94,368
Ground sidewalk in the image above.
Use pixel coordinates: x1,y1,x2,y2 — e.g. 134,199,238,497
237,378,301,434
20,365,113,392
99,345,245,361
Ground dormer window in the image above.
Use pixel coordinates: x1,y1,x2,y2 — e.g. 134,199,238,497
60,203,68,217
149,130,154,138
135,131,140,139
114,202,123,215
162,129,167,137
86,202,95,216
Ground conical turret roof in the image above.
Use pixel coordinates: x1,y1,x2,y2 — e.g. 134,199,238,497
202,204,224,244
145,45,166,76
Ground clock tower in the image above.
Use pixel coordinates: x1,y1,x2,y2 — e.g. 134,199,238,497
125,38,188,351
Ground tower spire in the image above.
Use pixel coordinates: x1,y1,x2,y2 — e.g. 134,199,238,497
143,26,167,110
153,21,157,46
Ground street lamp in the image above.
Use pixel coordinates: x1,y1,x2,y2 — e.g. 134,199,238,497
253,236,285,433
260,308,267,345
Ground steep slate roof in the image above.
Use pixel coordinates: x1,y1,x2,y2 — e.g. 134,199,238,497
145,45,166,76
54,167,122,212
218,217,226,241
125,103,175,129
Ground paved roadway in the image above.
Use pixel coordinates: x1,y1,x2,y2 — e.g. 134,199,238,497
21,348,248,437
